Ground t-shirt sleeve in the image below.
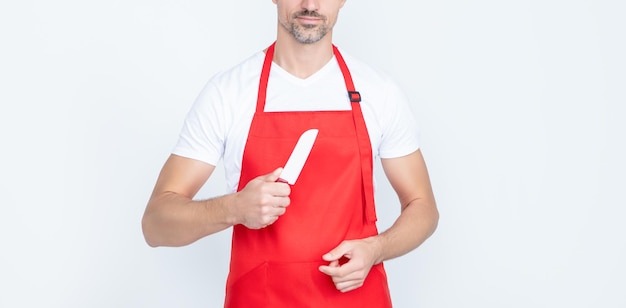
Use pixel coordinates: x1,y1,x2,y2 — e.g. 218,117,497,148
378,79,421,159
172,80,226,166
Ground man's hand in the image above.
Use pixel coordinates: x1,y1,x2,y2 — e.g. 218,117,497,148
318,237,383,292
233,168,291,229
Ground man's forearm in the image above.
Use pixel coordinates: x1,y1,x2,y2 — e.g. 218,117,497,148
373,198,439,264
142,192,237,247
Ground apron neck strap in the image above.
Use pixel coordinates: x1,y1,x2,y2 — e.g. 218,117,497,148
256,42,276,113
332,45,361,103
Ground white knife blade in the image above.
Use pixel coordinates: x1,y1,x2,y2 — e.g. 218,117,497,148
277,129,318,185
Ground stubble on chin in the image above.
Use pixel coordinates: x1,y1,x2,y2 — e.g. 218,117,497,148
291,25,326,44
288,10,328,44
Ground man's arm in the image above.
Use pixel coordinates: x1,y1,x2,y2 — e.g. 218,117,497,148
142,154,291,247
374,148,439,260
319,149,439,292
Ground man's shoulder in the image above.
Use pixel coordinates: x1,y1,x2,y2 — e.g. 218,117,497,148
335,47,395,86
207,51,265,88
334,47,403,101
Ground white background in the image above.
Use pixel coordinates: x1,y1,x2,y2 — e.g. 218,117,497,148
1,0,625,307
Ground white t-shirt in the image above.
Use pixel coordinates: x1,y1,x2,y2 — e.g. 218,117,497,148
173,47,420,193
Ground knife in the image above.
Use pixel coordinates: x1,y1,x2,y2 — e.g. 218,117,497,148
277,129,318,185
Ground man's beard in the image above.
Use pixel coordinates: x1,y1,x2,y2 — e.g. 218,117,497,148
287,10,329,44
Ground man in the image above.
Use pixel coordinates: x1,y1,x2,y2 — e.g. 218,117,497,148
142,0,439,306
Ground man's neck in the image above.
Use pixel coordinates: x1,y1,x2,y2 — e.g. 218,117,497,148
272,34,334,79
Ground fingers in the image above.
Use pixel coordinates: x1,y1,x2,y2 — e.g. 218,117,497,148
249,202,288,229
319,261,368,293
334,281,363,293
319,240,375,292
236,168,291,229
261,202,287,218
318,261,340,277
261,168,291,198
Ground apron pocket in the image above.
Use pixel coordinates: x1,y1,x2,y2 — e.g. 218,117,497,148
225,262,269,308
226,261,391,308
265,261,392,307
266,261,333,307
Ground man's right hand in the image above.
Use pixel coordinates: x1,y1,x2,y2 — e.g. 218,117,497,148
233,168,291,229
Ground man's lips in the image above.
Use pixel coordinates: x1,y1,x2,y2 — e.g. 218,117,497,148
297,16,322,24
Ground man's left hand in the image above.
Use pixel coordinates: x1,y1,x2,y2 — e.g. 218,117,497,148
318,237,383,292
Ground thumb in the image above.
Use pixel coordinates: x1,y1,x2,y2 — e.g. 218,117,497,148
264,167,283,182
322,244,347,262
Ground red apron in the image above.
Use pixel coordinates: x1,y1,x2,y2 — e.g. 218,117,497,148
225,43,392,308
